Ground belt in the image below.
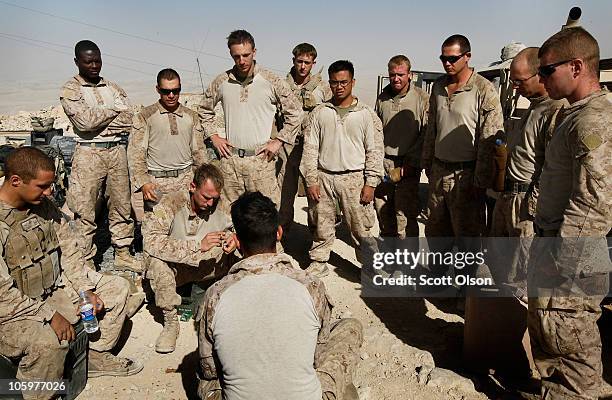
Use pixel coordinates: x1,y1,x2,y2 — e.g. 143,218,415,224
504,179,531,193
534,225,559,237
318,168,362,175
78,141,122,149
385,154,405,162
230,147,259,158
148,166,191,178
434,157,476,170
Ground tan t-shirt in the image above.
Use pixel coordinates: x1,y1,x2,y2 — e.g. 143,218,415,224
376,83,429,167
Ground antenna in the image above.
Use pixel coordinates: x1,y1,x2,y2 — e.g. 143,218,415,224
196,58,205,94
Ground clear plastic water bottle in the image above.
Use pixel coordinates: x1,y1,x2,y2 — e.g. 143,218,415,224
79,290,99,334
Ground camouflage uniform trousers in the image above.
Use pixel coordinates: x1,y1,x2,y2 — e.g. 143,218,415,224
424,161,484,276
131,170,194,223
488,191,535,285
309,171,378,266
0,275,129,399
67,144,134,259
374,158,420,238
278,140,308,230
198,318,363,400
147,256,230,311
218,154,280,212
528,297,605,400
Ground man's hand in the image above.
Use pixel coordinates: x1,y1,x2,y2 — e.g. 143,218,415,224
142,183,158,202
222,233,237,254
307,185,321,203
50,312,75,343
258,138,283,162
360,185,375,204
201,231,224,252
211,134,233,158
86,291,104,314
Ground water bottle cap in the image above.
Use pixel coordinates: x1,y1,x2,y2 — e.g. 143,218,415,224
495,138,503,145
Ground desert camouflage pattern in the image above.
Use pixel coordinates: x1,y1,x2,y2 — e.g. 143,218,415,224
0,198,130,396
197,253,362,399
301,100,384,189
528,90,612,400
60,75,133,142
279,70,331,228
374,158,421,238
66,145,133,258
197,63,302,146
127,102,207,193
309,171,378,264
217,155,280,212
421,72,504,189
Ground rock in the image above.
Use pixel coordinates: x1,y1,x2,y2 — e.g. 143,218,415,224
423,367,475,393
360,351,370,360
374,353,381,358
357,386,371,400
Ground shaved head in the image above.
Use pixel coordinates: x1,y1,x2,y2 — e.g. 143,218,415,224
511,47,540,76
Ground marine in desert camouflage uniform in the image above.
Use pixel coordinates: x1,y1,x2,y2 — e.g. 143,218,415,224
421,34,504,276
278,43,332,231
0,148,142,400
59,40,139,272
197,30,301,211
488,47,565,286
301,60,384,278
142,164,235,353
375,55,429,239
527,27,612,400
197,192,362,400
128,68,207,221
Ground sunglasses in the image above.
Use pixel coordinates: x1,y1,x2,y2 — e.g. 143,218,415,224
439,53,467,64
537,59,573,78
510,72,538,86
159,87,181,95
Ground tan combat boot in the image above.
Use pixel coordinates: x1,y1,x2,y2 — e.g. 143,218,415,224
114,247,143,273
88,350,143,378
155,309,180,354
306,261,330,278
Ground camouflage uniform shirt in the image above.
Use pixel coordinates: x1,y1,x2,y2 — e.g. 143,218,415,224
0,198,99,324
60,75,133,142
142,190,232,267
198,63,302,149
197,252,332,399
127,102,207,191
301,98,384,188
421,71,504,188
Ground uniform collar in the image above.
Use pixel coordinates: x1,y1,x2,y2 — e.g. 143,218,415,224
324,97,362,112
156,101,184,117
228,62,260,85
566,88,609,112
227,252,298,275
74,74,108,87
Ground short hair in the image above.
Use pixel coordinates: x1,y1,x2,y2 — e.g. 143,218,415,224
442,34,471,54
227,30,255,49
539,27,599,75
74,40,100,58
328,60,354,79
193,163,224,190
5,147,55,183
231,191,278,254
388,55,411,71
292,43,317,59
511,47,540,76
156,68,181,86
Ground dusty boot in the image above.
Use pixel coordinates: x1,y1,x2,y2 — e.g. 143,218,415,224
114,247,143,273
125,292,146,318
155,309,180,354
88,350,143,378
306,261,330,278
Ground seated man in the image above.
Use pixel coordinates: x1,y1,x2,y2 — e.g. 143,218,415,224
197,191,363,400
142,163,235,354
0,148,142,399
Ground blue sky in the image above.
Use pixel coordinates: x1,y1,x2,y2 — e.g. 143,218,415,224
1,0,611,113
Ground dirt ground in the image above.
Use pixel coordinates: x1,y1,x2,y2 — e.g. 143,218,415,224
77,194,612,400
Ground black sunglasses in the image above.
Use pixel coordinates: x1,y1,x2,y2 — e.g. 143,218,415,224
439,52,467,64
159,87,181,95
537,59,573,78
